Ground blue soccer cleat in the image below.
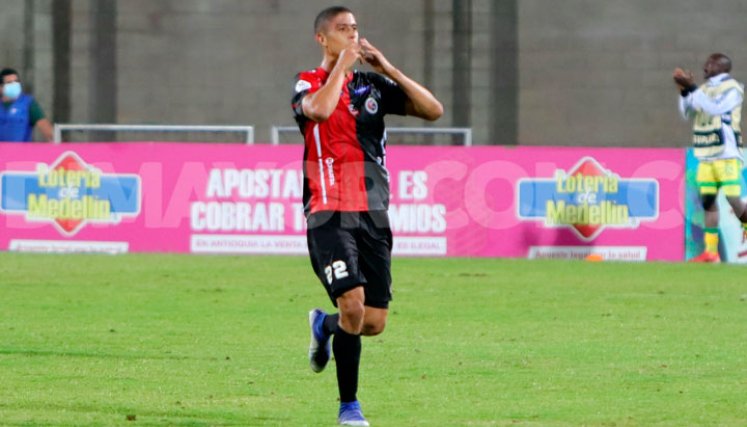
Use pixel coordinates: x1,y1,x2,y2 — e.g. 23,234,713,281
338,401,369,426
308,308,331,373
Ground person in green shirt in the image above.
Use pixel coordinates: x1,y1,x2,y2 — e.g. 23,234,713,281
0,68,54,142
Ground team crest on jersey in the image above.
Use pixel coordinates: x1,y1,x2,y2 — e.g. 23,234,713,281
295,80,312,93
365,97,379,114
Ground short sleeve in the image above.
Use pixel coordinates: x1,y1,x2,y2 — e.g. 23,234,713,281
29,99,46,125
368,72,407,116
291,71,323,122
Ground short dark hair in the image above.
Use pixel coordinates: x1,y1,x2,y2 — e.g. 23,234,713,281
710,53,732,73
0,68,19,84
314,6,352,34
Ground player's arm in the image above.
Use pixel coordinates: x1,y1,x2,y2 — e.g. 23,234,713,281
673,67,744,117
692,88,743,116
677,93,695,120
673,68,697,119
360,38,443,121
302,46,361,122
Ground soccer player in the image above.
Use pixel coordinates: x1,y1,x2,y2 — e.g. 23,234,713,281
292,6,443,426
674,53,747,262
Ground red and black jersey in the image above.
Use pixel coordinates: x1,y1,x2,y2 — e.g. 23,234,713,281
292,67,407,215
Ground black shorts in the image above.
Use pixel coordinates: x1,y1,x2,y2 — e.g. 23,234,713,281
306,210,393,309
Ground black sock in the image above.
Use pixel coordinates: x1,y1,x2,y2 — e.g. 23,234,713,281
323,313,339,337
333,325,361,403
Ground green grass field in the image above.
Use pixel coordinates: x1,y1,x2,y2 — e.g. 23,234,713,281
1,254,746,426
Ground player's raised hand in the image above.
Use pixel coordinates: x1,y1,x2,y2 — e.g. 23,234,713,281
337,43,362,71
360,38,394,75
673,67,695,89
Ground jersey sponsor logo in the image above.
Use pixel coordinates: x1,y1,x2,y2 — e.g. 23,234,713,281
352,85,370,96
295,79,312,93
365,97,379,115
0,151,142,236
325,157,336,187
517,157,659,241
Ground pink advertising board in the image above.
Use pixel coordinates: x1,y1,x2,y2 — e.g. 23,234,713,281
0,143,685,260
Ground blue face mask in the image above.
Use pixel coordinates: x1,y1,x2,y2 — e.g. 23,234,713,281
2,82,22,100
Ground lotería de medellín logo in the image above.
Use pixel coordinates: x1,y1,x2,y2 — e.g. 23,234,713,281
0,151,141,236
517,157,659,241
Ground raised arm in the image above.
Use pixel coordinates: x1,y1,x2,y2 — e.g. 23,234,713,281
691,88,743,116
673,67,743,117
673,68,695,120
302,46,361,122
360,38,443,121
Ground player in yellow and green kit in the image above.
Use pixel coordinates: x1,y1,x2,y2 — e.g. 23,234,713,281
674,53,747,262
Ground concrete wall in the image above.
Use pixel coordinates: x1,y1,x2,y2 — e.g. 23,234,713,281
0,0,54,142
3,0,747,146
4,1,465,143
518,0,747,147
107,0,434,142
0,1,25,70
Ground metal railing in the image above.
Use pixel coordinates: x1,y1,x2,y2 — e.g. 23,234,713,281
271,126,473,146
53,124,255,144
